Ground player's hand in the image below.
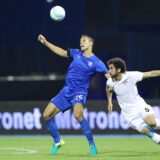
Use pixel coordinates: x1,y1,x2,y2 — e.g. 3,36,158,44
38,34,47,44
108,102,113,113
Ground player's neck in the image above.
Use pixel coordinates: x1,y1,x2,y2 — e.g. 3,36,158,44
115,74,123,81
83,49,94,57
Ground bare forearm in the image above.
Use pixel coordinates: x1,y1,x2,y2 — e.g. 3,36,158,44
106,87,113,103
44,40,68,58
150,70,160,77
106,87,113,113
143,70,160,79
107,93,112,104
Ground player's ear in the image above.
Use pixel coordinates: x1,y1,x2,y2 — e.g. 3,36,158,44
90,41,93,47
117,68,121,73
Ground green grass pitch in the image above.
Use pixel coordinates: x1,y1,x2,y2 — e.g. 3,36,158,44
0,136,160,160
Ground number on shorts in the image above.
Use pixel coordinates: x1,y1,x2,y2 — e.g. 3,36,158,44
76,95,83,101
145,107,150,112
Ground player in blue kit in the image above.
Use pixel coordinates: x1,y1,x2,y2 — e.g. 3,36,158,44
38,34,110,155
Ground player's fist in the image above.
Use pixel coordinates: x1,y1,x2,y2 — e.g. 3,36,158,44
38,34,46,44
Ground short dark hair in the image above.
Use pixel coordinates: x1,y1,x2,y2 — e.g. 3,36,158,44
81,34,94,46
107,57,126,73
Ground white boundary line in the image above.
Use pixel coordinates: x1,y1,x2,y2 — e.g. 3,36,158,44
0,147,38,155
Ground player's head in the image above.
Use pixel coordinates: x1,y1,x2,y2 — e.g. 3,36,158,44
107,57,126,78
80,34,94,52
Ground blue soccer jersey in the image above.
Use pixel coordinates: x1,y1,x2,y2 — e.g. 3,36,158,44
65,49,108,94
51,49,109,111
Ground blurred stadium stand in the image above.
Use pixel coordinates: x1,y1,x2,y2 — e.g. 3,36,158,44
0,0,159,100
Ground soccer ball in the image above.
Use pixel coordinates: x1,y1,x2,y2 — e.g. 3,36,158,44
50,6,65,21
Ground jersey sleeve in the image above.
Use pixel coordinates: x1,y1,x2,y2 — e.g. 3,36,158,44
130,71,143,83
96,60,109,74
106,78,112,87
67,49,80,58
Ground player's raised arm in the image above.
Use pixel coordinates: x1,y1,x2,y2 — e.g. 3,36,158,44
106,86,113,113
38,34,68,58
143,70,160,79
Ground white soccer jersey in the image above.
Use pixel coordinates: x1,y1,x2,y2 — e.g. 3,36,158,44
107,71,149,115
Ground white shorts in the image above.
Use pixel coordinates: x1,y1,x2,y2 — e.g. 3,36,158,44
122,105,155,132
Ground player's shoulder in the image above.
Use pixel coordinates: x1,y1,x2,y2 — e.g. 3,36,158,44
125,71,143,82
69,48,81,53
68,48,82,57
93,55,105,64
126,71,142,76
125,71,134,76
106,77,114,87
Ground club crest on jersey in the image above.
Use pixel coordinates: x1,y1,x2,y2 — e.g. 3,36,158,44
88,61,93,67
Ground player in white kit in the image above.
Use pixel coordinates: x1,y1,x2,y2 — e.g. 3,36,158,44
106,57,160,144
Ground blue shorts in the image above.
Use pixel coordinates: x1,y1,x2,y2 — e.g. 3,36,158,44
51,86,87,112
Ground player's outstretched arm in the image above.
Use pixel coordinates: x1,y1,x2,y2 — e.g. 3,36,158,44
143,70,160,79
106,86,113,113
38,34,68,58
